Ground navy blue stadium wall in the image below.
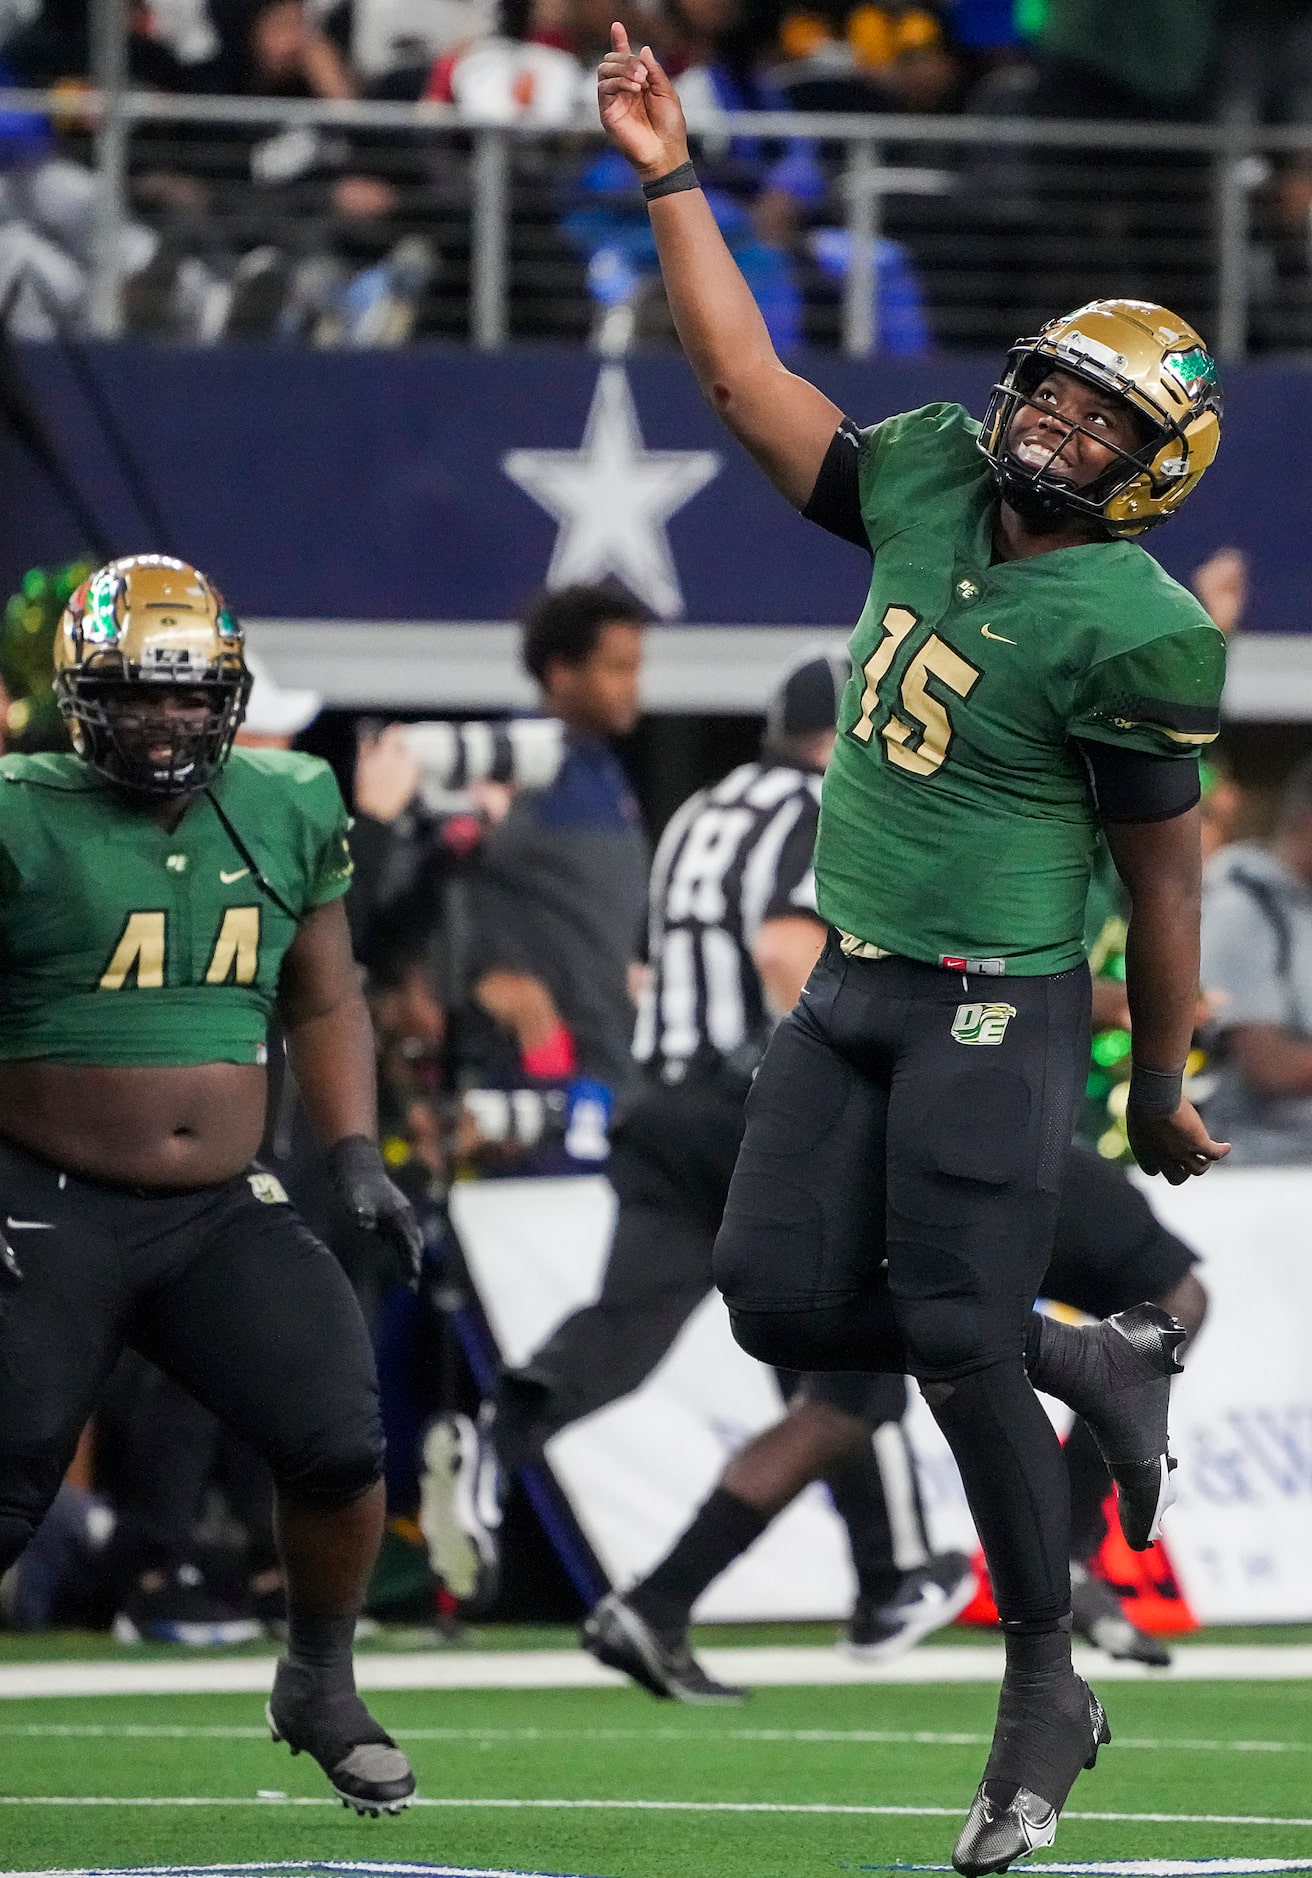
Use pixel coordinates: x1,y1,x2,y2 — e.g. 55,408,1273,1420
5,342,1308,631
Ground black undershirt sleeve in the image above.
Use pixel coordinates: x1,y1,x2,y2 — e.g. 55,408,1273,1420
1074,737,1202,824
800,418,870,551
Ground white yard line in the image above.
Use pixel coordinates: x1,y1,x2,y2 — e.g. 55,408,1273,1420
1,1645,1310,1699
9,1857,1312,1878
3,1724,1312,1755
0,1866,589,1878
1,1798,1312,1826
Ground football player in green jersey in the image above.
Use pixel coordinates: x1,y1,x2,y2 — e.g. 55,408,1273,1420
599,28,1228,1875
0,556,422,1817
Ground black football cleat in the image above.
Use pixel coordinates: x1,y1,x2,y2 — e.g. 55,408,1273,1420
953,1785,1059,1876
952,1673,1110,1877
267,1660,415,1816
1070,1562,1171,1668
1072,1305,1186,1550
844,1552,976,1662
581,1591,746,1704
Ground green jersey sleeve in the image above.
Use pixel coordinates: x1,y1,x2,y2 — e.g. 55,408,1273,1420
1068,624,1226,758
218,748,354,913
303,765,355,907
857,403,982,552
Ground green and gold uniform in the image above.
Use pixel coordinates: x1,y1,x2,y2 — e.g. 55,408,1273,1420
817,405,1224,973
714,402,1222,1638
0,748,380,1575
0,747,353,1066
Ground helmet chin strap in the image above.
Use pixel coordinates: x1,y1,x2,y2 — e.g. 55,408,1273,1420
994,457,1083,532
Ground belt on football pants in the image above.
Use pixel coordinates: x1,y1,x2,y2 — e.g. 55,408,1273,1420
837,929,1010,976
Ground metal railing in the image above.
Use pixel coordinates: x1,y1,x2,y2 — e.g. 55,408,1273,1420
9,80,1312,357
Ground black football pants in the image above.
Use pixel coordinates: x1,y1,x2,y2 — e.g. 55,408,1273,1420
495,1075,907,1455
714,938,1089,1631
0,1135,383,1578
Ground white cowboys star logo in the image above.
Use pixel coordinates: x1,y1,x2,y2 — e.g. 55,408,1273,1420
503,363,721,619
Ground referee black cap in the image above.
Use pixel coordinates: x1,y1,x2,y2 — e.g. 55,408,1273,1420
765,648,849,746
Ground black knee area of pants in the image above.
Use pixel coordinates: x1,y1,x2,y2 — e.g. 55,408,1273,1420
272,1420,384,1508
729,1297,894,1373
786,1366,908,1425
892,1284,1022,1382
888,1216,1047,1381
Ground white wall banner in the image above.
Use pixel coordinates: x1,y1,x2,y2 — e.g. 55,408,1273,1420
1129,1169,1312,1623
450,1178,856,1622
450,1166,1312,1625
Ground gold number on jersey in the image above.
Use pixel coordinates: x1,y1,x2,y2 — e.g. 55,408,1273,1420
206,907,261,985
100,911,166,990
850,604,919,744
884,636,982,776
849,604,981,776
99,906,263,990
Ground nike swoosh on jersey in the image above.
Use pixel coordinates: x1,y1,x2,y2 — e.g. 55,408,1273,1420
219,867,250,884
5,1218,52,1229
980,624,1017,645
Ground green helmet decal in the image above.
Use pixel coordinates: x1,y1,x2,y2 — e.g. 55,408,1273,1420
1162,346,1219,401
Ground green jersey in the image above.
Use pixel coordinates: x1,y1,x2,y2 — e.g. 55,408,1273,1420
816,404,1226,976
0,747,353,1067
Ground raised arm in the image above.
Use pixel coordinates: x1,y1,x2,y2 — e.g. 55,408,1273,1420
598,24,842,509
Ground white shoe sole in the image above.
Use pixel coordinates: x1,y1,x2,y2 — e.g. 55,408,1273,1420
1141,1452,1178,1547
843,1567,978,1664
418,1416,497,1602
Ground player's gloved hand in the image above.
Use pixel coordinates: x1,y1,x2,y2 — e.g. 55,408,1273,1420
1126,1098,1230,1186
0,1227,22,1324
328,1135,424,1287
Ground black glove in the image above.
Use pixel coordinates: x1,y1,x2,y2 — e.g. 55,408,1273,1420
327,1135,424,1288
0,1227,22,1323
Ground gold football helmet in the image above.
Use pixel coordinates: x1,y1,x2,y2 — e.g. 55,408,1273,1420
54,554,250,794
978,299,1223,537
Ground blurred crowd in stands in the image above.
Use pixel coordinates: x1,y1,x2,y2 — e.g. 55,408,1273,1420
6,1,1312,347
3,545,1312,1646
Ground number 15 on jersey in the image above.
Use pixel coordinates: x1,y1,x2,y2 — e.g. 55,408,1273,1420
850,604,981,778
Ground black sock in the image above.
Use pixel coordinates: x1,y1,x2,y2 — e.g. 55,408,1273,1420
285,1611,357,1691
1025,1313,1100,1414
825,1446,904,1607
627,1488,769,1635
1001,1621,1072,1676
983,1620,1086,1811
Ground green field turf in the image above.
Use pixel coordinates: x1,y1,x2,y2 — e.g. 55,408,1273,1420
2,1667,1311,1878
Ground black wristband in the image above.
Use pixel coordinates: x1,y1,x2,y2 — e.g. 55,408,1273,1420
1127,1062,1185,1115
642,160,698,201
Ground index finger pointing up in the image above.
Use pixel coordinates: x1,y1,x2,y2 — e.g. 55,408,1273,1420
611,21,631,54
